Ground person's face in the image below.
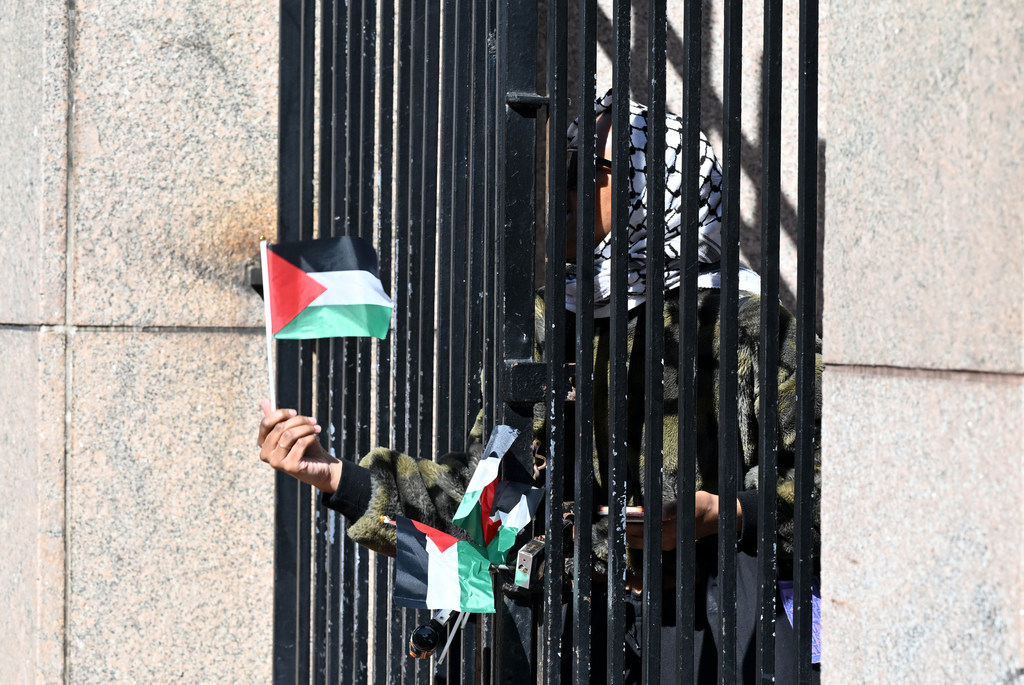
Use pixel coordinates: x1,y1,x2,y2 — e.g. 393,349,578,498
565,111,615,261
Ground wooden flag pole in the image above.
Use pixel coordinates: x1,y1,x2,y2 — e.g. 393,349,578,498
259,237,276,410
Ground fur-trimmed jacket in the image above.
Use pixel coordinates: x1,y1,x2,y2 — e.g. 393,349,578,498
321,288,822,571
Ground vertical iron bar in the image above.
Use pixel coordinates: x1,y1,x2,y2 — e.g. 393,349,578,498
675,0,702,682
606,1,630,683
387,561,402,685
339,4,362,681
718,1,743,683
319,0,337,236
346,0,364,231
461,614,478,684
313,350,331,685
435,0,458,456
794,0,819,682
359,0,378,245
466,0,487,440
329,514,343,682
642,0,667,681
274,368,302,685
339,524,355,685
313,0,337,679
447,0,473,449
375,0,395,456
573,0,596,682
295,0,317,681
338,494,356,685
480,613,494,685
357,0,378,455
461,0,488,673
330,360,348,683
339,2,361,682
278,0,305,238
394,0,413,457
329,2,347,682
371,554,391,684
481,0,498,435
408,4,429,682
400,609,411,685
354,5,377,683
417,0,441,461
374,2,395,681
327,355,343,683
352,545,370,684
542,0,567,681
496,0,539,679
392,2,413,680
297,348,315,674
495,5,537,434
464,32,487,679
331,0,348,227
297,0,316,234
757,0,783,680
406,0,425,461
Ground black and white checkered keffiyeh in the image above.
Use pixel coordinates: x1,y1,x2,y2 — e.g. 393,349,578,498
565,91,759,316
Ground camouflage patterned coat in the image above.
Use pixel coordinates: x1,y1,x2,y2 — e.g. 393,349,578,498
322,288,822,571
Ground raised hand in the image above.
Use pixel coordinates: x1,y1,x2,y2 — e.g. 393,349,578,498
258,399,342,493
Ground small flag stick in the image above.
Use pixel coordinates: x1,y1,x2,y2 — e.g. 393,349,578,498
259,238,276,411
435,610,471,667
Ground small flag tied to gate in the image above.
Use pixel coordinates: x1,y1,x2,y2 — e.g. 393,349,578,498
394,517,496,614
452,425,543,564
261,235,393,340
388,426,542,614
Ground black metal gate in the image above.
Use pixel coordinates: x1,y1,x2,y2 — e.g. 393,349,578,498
272,0,819,683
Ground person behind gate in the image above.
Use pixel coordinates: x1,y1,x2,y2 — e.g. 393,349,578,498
256,90,822,684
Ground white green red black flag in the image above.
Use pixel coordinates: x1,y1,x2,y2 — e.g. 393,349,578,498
452,425,543,564
261,235,393,340
393,517,495,613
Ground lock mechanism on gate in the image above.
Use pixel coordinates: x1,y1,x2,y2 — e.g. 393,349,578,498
513,536,546,590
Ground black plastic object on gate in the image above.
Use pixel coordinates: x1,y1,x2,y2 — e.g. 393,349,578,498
272,0,819,683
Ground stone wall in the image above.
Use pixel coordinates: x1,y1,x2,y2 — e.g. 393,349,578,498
821,2,1023,682
0,0,278,681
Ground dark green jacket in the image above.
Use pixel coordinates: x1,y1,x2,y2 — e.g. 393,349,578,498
323,288,822,567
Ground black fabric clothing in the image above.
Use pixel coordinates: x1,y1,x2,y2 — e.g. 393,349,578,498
562,543,821,685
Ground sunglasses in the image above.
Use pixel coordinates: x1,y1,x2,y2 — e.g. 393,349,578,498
566,148,613,189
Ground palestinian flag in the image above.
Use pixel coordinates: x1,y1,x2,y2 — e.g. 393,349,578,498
393,517,495,613
488,479,544,561
261,235,393,340
452,425,542,563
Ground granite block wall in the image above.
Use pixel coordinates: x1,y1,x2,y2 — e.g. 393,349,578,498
1,0,278,681
822,2,1023,682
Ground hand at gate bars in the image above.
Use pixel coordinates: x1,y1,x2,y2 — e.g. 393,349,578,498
257,399,343,494
623,495,745,550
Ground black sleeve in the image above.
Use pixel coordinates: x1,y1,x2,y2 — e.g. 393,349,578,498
320,459,374,521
